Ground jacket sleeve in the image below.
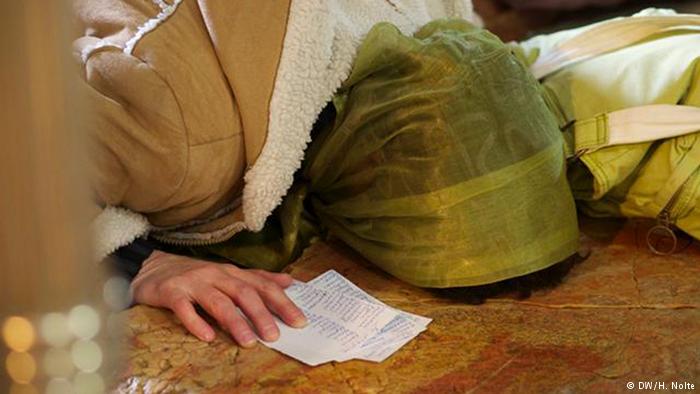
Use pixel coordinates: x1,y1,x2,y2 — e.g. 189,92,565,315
75,0,246,261
108,238,156,280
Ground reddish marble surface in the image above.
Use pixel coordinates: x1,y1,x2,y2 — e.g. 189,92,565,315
115,219,700,393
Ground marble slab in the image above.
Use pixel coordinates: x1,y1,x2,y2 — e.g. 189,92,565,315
114,218,700,393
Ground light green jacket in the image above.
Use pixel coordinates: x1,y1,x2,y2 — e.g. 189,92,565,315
520,8,700,244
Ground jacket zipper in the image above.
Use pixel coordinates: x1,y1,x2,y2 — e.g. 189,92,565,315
152,226,246,247
647,177,694,255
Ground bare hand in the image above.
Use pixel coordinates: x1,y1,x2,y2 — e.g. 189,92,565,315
130,251,307,347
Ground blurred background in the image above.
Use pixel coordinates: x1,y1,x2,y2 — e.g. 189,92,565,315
1,2,125,393
474,0,700,40
1,1,698,393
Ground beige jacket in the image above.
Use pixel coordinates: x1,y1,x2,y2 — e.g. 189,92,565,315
74,0,476,260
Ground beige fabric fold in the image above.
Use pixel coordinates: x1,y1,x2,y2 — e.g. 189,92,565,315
76,0,477,259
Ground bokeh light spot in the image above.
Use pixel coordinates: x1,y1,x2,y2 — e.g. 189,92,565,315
40,313,72,348
74,372,106,394
2,316,35,352
5,351,36,384
103,276,132,311
42,348,75,378
71,339,103,373
45,378,73,394
68,305,100,340
8,383,38,394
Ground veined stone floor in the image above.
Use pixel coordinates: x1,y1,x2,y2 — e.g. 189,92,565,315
115,218,700,393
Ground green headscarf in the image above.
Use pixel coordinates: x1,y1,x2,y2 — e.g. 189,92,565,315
198,20,579,288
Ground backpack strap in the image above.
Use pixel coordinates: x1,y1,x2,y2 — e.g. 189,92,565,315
573,105,700,153
572,104,700,240
568,104,700,207
532,15,700,79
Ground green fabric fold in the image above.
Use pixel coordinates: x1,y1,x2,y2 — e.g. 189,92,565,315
193,19,580,287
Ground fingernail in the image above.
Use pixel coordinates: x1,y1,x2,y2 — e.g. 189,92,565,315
262,326,279,341
292,315,308,328
202,330,215,342
240,332,257,348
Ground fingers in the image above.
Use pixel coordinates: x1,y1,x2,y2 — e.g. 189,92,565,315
137,257,305,347
249,269,294,288
170,298,215,342
233,270,307,328
196,289,258,348
216,281,281,342
258,283,308,328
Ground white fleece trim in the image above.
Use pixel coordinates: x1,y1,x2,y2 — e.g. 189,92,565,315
80,39,122,63
152,0,169,11
124,0,183,55
80,1,181,64
93,207,150,261
242,0,475,231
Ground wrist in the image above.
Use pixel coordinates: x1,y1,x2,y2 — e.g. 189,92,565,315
110,238,158,279
142,249,170,267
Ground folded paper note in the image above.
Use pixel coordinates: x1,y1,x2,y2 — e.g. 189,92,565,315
259,270,431,366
